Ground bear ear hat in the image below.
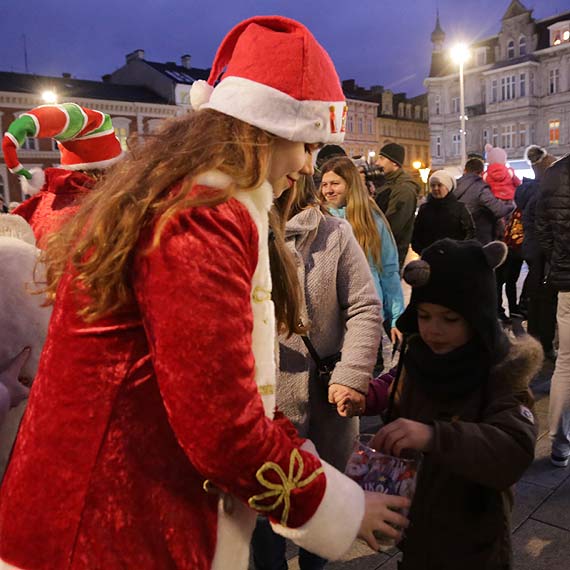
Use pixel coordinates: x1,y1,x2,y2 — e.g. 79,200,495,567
483,241,507,269
403,259,431,287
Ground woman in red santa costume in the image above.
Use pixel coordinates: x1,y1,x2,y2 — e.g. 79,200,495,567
0,16,409,570
2,103,123,248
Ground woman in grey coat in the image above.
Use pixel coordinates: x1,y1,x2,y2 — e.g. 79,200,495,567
252,175,383,570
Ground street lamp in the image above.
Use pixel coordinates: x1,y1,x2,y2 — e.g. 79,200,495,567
41,90,58,104
368,150,376,164
412,160,422,170
450,43,470,169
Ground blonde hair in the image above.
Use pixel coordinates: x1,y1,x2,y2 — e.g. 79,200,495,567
320,156,385,271
42,109,303,334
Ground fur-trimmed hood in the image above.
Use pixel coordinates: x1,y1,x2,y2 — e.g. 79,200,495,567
491,334,544,393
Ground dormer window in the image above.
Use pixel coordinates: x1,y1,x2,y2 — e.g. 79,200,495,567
507,40,515,59
549,21,570,47
476,47,487,66
519,36,527,56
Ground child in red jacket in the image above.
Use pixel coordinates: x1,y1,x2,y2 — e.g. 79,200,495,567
483,143,520,201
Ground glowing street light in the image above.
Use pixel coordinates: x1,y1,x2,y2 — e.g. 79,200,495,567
450,43,470,168
368,150,376,164
412,160,422,170
41,90,58,104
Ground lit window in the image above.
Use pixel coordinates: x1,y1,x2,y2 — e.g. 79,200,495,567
115,127,128,150
507,40,515,59
549,120,560,145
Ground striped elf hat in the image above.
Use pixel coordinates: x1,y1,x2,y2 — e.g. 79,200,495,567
190,16,347,144
2,103,123,192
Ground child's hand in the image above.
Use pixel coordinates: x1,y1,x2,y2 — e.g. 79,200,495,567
328,384,365,417
371,418,434,456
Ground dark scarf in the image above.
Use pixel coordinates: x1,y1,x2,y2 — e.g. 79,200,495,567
404,335,491,398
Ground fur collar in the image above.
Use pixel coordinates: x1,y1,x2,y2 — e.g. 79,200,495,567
491,335,543,392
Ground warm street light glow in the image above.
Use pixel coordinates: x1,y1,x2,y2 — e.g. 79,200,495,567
41,90,57,104
419,168,431,185
412,160,422,170
450,43,470,65
368,151,376,158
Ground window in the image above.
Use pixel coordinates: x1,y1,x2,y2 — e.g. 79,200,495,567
452,97,460,115
519,73,526,97
519,37,527,56
21,137,38,151
549,69,560,94
501,75,516,100
52,139,59,152
491,79,498,103
501,124,515,149
357,117,363,134
347,115,354,133
519,124,527,148
452,133,461,156
483,128,489,146
550,22,570,47
435,136,441,158
507,40,515,59
492,127,499,147
398,103,404,118
112,117,131,151
415,106,421,120
405,104,412,119
549,120,560,145
530,71,535,96
434,95,440,115
367,120,373,135
476,48,487,66
423,107,429,121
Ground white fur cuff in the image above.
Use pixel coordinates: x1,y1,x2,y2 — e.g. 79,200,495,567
271,459,364,560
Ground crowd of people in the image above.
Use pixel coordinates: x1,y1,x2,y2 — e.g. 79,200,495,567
0,13,567,570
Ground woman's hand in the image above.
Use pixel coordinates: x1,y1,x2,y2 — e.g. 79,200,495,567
328,384,365,417
371,418,434,456
358,491,410,551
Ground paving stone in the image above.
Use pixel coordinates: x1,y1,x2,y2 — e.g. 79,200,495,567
532,474,570,531
512,481,553,531
521,433,570,489
512,519,570,570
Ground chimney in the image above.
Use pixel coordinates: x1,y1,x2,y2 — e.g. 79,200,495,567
62,72,72,79
181,54,192,69
342,79,356,92
126,49,145,63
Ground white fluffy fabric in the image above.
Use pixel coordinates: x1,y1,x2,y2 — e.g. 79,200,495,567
0,215,36,246
20,167,45,196
190,79,214,111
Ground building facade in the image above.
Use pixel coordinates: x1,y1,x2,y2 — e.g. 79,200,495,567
342,80,430,174
0,70,183,203
426,0,570,174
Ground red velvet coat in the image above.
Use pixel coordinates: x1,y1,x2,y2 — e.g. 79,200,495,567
12,168,94,247
0,173,364,570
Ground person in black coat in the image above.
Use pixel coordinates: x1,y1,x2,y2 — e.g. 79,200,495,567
412,170,475,255
515,146,558,358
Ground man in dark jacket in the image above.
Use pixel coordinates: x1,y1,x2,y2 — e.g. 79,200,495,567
536,152,570,468
454,158,514,245
516,146,558,359
374,143,420,269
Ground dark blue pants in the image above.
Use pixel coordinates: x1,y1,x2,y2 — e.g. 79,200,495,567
251,516,327,570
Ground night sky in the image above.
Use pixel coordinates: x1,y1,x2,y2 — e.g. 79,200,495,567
0,0,568,97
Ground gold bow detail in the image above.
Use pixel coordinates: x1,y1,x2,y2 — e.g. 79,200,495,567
248,448,324,526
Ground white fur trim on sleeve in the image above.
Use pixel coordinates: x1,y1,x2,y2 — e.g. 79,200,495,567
271,459,365,560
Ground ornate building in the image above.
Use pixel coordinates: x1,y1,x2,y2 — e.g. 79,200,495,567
426,0,570,174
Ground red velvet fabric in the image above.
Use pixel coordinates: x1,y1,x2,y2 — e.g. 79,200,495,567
0,191,325,570
12,168,94,247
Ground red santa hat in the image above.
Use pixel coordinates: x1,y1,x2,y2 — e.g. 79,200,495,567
190,16,347,144
2,103,123,194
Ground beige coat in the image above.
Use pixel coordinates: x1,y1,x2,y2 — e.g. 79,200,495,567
277,207,382,469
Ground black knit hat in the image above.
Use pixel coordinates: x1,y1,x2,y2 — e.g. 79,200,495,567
379,143,405,167
397,239,509,358
316,144,346,169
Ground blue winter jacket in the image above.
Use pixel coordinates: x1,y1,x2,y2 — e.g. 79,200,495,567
329,206,404,328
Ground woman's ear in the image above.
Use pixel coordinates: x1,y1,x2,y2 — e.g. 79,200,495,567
483,241,508,269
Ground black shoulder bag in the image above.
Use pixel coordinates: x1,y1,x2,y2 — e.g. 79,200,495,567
300,335,341,390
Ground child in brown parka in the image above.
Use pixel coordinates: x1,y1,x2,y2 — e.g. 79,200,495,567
369,238,541,570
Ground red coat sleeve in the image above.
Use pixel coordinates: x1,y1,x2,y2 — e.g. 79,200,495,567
134,198,328,528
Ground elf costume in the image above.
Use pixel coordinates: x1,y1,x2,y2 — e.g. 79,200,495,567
2,103,122,247
0,16,363,570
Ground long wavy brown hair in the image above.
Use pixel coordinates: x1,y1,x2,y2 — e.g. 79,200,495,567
320,156,386,271
43,109,303,335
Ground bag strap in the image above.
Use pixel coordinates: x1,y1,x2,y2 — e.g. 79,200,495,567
384,335,408,424
300,335,324,369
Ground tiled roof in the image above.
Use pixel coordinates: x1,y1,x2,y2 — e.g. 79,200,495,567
145,61,210,84
0,71,170,104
